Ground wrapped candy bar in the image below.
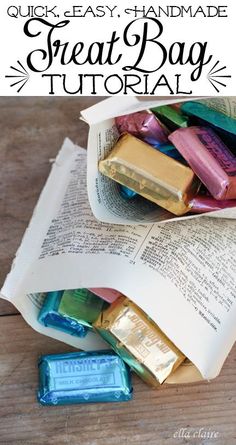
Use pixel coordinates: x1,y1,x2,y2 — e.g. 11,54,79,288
99,133,201,216
38,291,88,337
181,101,236,135
88,288,121,303
94,297,185,387
58,288,107,329
151,105,189,131
153,143,185,162
118,143,184,201
119,184,138,199
181,101,236,151
38,350,133,405
189,195,236,213
169,126,236,200
38,289,106,336
115,110,169,146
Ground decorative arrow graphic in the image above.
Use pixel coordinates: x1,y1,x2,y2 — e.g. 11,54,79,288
5,60,30,93
207,61,231,93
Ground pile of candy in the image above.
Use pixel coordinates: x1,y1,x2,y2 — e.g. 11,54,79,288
99,102,236,216
37,289,185,405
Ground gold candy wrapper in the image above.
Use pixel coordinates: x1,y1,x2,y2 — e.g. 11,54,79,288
98,133,201,216
93,297,185,387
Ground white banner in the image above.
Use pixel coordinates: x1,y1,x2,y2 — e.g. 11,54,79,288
0,0,235,95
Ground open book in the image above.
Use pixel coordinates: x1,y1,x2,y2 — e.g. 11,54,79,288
1,138,236,384
82,96,236,224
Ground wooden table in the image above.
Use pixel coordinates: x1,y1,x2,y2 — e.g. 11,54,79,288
0,98,235,445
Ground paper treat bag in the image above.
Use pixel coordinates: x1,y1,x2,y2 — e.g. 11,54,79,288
1,136,236,384
82,96,236,224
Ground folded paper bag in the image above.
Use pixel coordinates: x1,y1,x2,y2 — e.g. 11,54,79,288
1,138,231,386
83,96,236,225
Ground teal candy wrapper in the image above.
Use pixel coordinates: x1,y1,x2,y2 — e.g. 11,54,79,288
38,350,133,405
181,101,236,151
38,290,88,337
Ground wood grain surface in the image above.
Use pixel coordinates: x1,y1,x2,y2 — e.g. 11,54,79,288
0,98,236,445
0,315,236,445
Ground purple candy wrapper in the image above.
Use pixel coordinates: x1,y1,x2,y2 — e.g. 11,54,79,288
189,195,236,213
115,111,169,146
169,126,236,200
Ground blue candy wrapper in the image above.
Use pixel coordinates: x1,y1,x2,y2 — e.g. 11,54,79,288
38,350,133,405
119,185,137,199
154,143,185,162
38,291,88,338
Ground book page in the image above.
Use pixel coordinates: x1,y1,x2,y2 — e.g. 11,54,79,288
1,138,236,380
85,99,236,224
198,97,236,118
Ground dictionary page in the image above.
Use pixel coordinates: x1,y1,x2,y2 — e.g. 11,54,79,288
1,139,236,380
198,97,236,118
83,96,236,225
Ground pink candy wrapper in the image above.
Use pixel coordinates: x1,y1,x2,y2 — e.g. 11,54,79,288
189,195,236,213
169,126,236,200
115,110,169,146
89,288,121,303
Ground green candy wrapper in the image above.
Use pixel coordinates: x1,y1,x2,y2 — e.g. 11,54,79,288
151,105,189,131
59,289,107,329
